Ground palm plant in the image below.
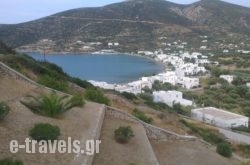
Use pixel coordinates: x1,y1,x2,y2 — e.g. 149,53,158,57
21,92,84,117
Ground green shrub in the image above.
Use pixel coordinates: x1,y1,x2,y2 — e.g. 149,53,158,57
180,119,225,144
38,75,68,92
216,143,232,158
114,126,134,144
241,162,250,165
139,93,153,102
70,77,95,89
145,101,171,111
132,109,153,124
121,92,137,101
84,89,110,105
152,81,177,91
30,123,60,141
22,92,84,117
232,126,250,133
0,102,10,121
0,158,23,165
173,103,190,116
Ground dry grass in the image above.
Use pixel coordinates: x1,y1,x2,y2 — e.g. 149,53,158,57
0,71,104,165
151,140,240,165
93,116,157,165
106,93,188,134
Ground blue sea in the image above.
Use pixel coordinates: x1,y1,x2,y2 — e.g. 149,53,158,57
28,53,164,84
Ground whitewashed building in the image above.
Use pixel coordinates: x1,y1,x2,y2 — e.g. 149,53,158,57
191,107,249,128
153,90,193,107
177,77,199,89
151,72,178,85
220,75,234,83
176,63,207,76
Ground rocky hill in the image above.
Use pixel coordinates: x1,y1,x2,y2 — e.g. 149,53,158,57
0,0,250,51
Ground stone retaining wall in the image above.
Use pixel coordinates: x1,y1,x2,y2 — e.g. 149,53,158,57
0,62,69,96
0,62,103,165
106,106,196,141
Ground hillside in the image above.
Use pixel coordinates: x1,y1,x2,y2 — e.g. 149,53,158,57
0,0,250,51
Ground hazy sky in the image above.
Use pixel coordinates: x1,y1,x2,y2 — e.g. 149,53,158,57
1,0,250,24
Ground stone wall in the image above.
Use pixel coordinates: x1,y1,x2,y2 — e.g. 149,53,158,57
0,62,103,165
106,106,196,141
0,62,69,96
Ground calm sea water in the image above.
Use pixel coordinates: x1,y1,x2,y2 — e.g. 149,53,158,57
29,53,164,84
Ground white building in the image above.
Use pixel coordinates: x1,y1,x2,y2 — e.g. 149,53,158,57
220,75,234,83
108,43,113,46
115,84,141,95
223,49,229,53
114,42,119,46
153,90,193,107
200,46,207,50
191,107,249,128
177,77,199,89
151,72,178,85
176,63,207,76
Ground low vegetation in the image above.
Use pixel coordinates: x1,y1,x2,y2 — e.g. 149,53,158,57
70,77,95,89
30,123,60,141
0,53,96,93
216,143,232,158
0,102,10,121
235,145,250,158
241,162,250,165
84,89,110,105
232,126,250,134
132,108,153,124
22,92,85,118
184,81,250,116
172,103,191,116
114,126,134,144
0,41,16,54
121,92,138,101
38,74,69,92
1,54,70,92
152,81,177,91
180,119,225,145
139,93,172,111
0,158,23,165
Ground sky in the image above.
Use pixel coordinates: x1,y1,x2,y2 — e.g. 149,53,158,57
0,0,250,24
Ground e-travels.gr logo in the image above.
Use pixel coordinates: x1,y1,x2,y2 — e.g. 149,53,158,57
10,137,101,155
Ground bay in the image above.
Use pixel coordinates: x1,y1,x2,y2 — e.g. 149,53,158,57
28,53,164,84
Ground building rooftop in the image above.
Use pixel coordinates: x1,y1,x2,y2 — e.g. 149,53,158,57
192,107,248,120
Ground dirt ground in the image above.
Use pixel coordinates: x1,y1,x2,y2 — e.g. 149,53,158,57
0,72,104,165
151,140,241,165
93,116,158,165
106,93,188,134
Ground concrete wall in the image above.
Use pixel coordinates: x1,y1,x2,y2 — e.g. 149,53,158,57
72,104,106,165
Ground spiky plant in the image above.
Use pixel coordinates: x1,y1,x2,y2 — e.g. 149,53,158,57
21,92,84,117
